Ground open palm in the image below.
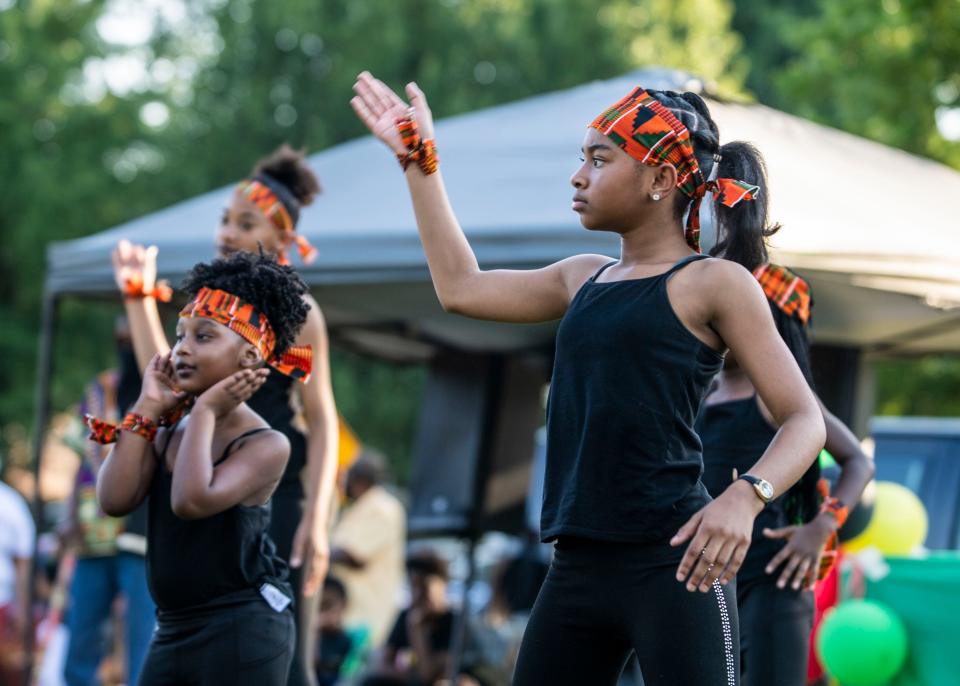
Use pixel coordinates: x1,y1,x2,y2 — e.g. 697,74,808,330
112,239,157,293
350,71,435,156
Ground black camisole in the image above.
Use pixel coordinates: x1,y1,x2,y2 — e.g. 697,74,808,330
541,255,725,543
147,423,291,613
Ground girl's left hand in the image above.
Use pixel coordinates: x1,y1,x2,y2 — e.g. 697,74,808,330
671,482,763,592
290,515,329,598
763,517,834,591
194,369,269,418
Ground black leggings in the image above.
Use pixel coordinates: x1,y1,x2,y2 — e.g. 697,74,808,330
513,537,739,686
738,576,814,686
138,599,294,686
270,485,318,686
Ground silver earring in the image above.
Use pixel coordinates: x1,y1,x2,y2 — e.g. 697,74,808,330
652,193,661,201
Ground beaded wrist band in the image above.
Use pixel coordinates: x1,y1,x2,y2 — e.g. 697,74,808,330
124,276,173,303
120,413,159,442
820,496,849,529
395,112,439,175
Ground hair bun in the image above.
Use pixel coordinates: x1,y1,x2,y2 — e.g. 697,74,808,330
252,144,321,206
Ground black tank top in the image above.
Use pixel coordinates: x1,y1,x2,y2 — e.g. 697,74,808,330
247,372,307,490
541,255,724,543
147,424,291,612
696,395,791,581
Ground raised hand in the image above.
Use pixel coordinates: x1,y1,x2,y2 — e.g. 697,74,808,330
137,353,188,416
194,368,270,419
350,71,435,155
112,239,158,293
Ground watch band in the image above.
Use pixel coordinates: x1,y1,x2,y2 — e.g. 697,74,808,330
738,474,774,504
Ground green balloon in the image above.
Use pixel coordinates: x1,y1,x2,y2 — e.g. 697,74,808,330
816,599,908,686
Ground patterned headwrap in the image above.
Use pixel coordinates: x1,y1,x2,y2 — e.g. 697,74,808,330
236,173,317,266
589,86,760,252
753,263,811,325
179,287,313,382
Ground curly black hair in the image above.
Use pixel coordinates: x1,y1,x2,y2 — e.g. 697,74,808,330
180,251,310,356
252,144,321,206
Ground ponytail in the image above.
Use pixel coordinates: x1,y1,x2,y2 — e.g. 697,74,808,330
710,141,780,272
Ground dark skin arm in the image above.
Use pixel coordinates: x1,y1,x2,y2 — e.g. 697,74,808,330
170,369,287,519
671,261,826,592
96,353,182,516
762,401,875,590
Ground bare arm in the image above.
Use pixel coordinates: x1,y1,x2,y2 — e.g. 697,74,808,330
97,353,186,516
96,405,159,517
715,265,826,498
673,262,825,591
171,371,287,519
351,72,607,322
113,241,171,371
287,297,339,595
820,402,874,510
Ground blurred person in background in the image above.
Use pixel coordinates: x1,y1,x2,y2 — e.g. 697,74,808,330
0,458,35,686
314,575,353,686
330,450,405,647
61,318,156,686
362,550,457,686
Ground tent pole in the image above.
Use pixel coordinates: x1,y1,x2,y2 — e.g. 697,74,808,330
23,290,58,686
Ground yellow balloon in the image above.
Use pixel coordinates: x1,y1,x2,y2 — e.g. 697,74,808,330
844,481,928,556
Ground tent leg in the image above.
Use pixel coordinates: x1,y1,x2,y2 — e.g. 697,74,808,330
23,292,58,686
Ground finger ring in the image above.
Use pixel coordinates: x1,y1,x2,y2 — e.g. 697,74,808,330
700,548,708,556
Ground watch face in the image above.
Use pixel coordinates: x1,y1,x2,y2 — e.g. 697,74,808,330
759,481,774,500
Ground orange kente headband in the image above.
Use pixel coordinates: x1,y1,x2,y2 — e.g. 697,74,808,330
179,287,312,382
589,86,760,252
237,176,317,266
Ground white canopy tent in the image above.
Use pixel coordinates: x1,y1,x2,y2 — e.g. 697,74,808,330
45,68,960,358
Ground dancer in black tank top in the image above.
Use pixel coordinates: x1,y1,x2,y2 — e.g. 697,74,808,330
112,146,339,686
94,253,313,685
351,75,825,684
697,263,873,686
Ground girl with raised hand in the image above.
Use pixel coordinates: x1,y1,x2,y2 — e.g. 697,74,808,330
112,145,338,686
350,73,825,685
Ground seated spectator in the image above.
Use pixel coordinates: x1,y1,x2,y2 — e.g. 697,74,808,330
331,451,406,647
315,576,353,686
0,474,34,686
362,550,457,686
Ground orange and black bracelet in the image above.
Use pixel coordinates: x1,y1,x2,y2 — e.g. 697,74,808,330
120,412,159,442
820,496,849,529
395,112,439,175
124,276,173,303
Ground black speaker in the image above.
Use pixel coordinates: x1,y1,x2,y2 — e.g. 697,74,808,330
407,351,548,538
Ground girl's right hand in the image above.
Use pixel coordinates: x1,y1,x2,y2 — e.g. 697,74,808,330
350,71,435,156
112,239,157,293
136,353,187,416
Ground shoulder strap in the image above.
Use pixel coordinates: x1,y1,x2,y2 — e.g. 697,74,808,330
214,427,272,467
159,416,185,461
663,253,710,279
589,260,618,282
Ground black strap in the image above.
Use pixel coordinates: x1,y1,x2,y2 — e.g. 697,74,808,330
664,253,710,278
590,260,618,282
214,427,272,467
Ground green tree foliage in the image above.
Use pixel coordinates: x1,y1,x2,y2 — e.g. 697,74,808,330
4,0,746,477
